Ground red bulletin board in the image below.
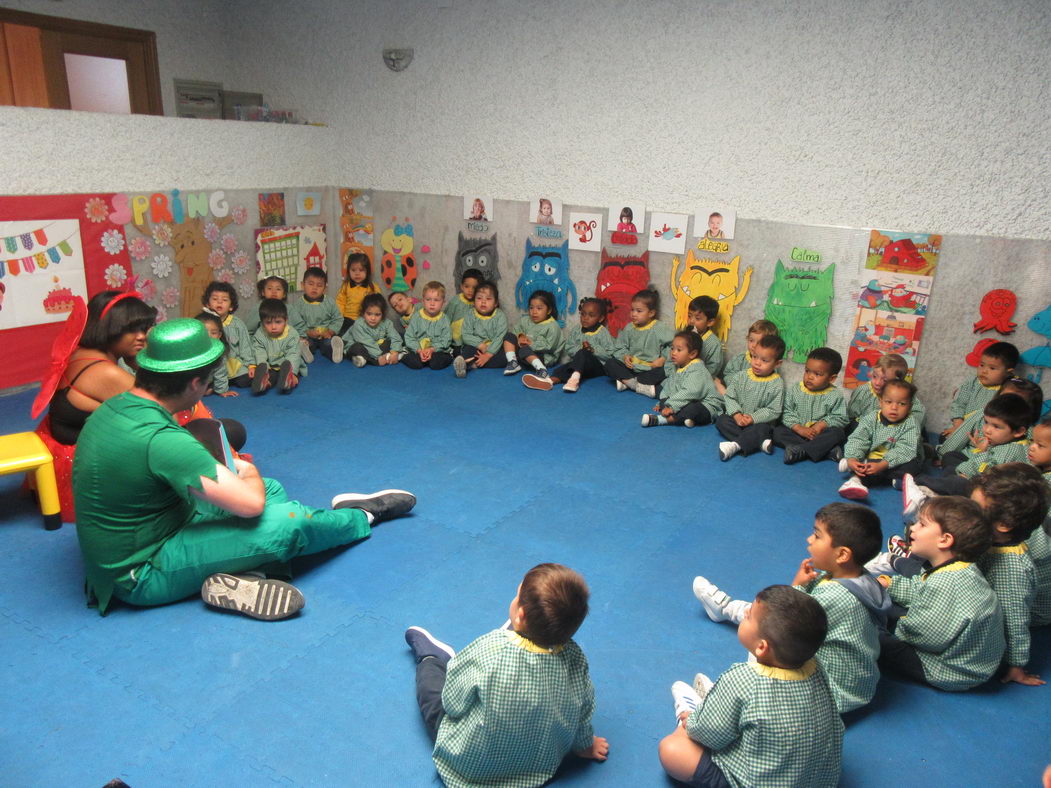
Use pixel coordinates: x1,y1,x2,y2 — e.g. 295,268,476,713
0,194,131,390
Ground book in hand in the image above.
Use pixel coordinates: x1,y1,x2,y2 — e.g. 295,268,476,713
183,418,237,472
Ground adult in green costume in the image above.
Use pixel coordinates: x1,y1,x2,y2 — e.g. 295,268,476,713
72,318,415,620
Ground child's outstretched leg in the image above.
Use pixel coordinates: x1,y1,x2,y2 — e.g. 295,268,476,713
405,626,456,741
692,576,750,623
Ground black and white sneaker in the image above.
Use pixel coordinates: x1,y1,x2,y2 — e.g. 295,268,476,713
405,626,456,663
503,359,522,376
201,573,305,621
278,360,295,393
331,489,417,521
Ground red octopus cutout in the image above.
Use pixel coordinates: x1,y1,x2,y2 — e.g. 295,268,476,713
973,289,1017,334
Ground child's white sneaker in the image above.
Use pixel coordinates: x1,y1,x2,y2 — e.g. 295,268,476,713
453,356,467,378
636,383,657,398
692,672,715,702
693,575,733,621
718,441,740,461
615,380,627,391
864,551,896,575
641,414,659,427
837,457,850,473
901,473,927,519
671,680,702,720
563,371,581,393
761,438,773,454
330,335,344,364
299,337,314,364
838,475,869,500
351,355,367,368
683,419,696,428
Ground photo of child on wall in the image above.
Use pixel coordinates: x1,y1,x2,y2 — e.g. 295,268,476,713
534,197,563,225
464,196,492,222
692,208,737,240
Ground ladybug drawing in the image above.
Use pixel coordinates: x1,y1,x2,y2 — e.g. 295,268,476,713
379,218,417,293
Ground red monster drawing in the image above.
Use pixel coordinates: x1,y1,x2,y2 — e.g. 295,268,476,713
973,289,1018,334
572,219,597,244
596,249,651,337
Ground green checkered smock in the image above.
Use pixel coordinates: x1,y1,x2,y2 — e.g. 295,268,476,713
221,313,255,376
460,308,509,354
698,329,725,378
782,382,849,430
938,408,983,457
346,317,404,358
888,560,1005,690
446,293,473,345
565,324,615,361
1027,524,1051,627
955,438,1030,478
287,294,342,336
724,370,784,423
510,315,565,366
722,350,749,379
610,319,675,372
798,578,880,713
847,383,927,434
977,544,1037,666
844,411,919,468
685,660,843,788
404,309,452,353
659,359,724,416
433,630,595,788
252,326,307,375
950,376,1001,421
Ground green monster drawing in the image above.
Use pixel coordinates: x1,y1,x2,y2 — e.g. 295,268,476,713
763,261,836,362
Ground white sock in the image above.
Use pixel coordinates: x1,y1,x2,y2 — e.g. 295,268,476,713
361,510,376,525
505,351,515,362
531,358,546,371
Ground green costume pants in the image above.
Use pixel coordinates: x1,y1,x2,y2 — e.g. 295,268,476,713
123,478,371,607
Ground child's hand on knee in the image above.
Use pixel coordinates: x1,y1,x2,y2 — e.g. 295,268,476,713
575,736,609,761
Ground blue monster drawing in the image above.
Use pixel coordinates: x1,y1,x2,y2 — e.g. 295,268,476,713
516,239,576,326
1020,303,1051,417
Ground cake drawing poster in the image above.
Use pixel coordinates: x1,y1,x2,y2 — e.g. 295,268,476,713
0,219,87,331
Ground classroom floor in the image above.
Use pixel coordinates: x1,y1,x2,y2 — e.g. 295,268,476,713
1,362,1048,787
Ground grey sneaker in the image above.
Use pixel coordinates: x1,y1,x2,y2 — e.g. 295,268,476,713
201,573,305,621
405,626,456,663
332,489,417,521
453,356,467,378
636,383,657,398
331,335,344,364
503,359,522,376
299,338,314,364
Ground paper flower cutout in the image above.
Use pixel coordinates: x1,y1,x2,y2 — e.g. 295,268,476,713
232,205,248,225
231,250,250,273
151,254,173,278
101,229,125,255
162,286,179,308
104,263,128,288
238,280,255,300
139,278,157,302
203,222,220,243
208,250,225,270
84,197,109,224
128,236,152,261
152,223,172,245
219,269,235,283
154,306,168,323
221,234,238,255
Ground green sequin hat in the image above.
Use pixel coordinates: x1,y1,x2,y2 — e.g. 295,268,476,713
136,318,224,373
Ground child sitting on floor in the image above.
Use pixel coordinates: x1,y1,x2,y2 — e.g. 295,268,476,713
345,292,404,367
839,379,920,500
1025,422,1051,627
876,496,1005,691
193,312,237,397
659,585,842,788
716,333,785,461
336,252,379,335
971,464,1048,685
523,297,615,392
501,289,565,379
245,275,288,333
404,563,608,787
774,347,849,465
938,376,1042,466
388,290,416,336
846,352,927,434
402,282,453,371
718,319,777,394
692,503,889,714
454,281,509,377
942,341,1019,439
202,281,253,388
288,266,344,364
686,295,724,379
641,330,723,428
604,288,675,398
250,298,305,395
445,267,482,348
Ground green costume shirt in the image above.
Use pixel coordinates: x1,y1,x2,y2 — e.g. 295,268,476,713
1027,524,1051,627
888,560,1005,690
685,660,843,788
433,629,595,788
938,408,983,457
950,376,1001,421
610,319,674,372
782,382,849,430
445,293,473,345
724,369,784,424
287,294,343,337
844,411,918,468
404,309,452,353
659,359,724,416
847,381,927,434
346,318,404,358
72,393,221,615
722,350,749,379
565,324,615,361
253,326,307,375
510,315,565,366
220,313,254,376
460,308,509,353
799,577,881,713
698,329,725,378
977,544,1037,666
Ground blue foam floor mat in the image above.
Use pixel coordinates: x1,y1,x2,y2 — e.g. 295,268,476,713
1,362,1048,786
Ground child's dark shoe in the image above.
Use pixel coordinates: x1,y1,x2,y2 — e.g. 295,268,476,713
784,444,809,464
278,360,295,393
251,369,269,395
503,359,522,376
332,489,417,521
405,626,456,663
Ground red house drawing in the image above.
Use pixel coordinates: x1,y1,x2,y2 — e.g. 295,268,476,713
881,238,926,271
305,241,324,268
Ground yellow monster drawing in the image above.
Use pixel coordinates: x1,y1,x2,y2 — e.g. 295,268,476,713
670,250,753,343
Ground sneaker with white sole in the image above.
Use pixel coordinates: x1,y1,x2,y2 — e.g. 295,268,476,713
761,438,773,454
201,573,305,621
405,626,456,663
671,680,702,720
902,473,927,519
615,380,628,392
563,371,581,393
299,338,314,364
453,356,467,378
523,372,553,391
636,383,657,398
693,575,733,622
683,419,696,428
829,445,845,463
692,672,715,702
503,359,522,376
837,457,850,473
332,489,417,522
641,414,658,427
887,534,912,560
864,551,896,575
352,355,367,368
719,441,740,461
838,475,869,500
278,360,295,393
330,335,344,364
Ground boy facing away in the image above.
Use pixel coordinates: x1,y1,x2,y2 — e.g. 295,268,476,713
660,585,843,788
716,333,786,461
693,503,890,714
877,496,1005,691
774,347,849,464
287,266,344,364
404,563,607,788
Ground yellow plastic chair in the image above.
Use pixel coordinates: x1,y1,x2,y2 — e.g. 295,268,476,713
0,432,61,530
